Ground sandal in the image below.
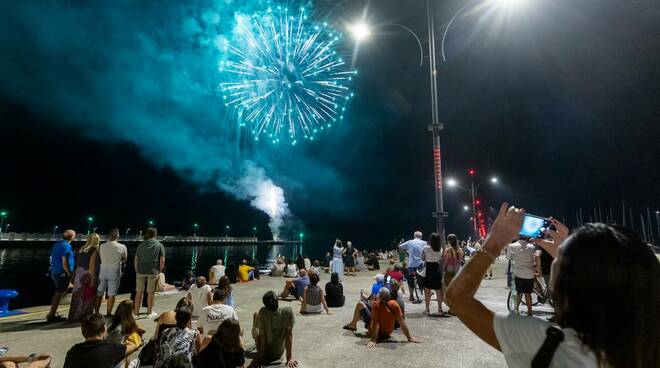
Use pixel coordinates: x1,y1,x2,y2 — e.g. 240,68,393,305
342,324,357,331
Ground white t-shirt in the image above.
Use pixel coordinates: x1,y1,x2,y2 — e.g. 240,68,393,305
422,246,443,263
188,284,212,317
198,303,238,336
285,264,298,277
209,265,226,284
506,242,536,279
493,313,597,368
99,241,127,269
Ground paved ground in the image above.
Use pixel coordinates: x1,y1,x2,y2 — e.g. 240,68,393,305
0,258,552,367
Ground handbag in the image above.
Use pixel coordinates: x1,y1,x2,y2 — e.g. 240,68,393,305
531,326,564,368
416,264,426,278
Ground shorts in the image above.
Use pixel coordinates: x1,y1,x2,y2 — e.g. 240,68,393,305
359,301,372,326
515,277,534,294
51,272,71,293
135,273,158,293
97,267,121,297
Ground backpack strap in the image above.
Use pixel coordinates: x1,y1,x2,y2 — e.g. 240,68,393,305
531,326,565,368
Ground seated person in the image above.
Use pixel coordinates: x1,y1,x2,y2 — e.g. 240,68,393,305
187,277,212,318
180,270,196,291
157,273,176,292
154,298,192,344
303,257,311,270
355,252,368,272
196,318,245,368
280,269,309,300
208,260,225,285
341,274,387,331
237,260,255,282
284,260,298,278
64,313,138,368
386,264,406,294
309,260,322,275
0,354,51,368
198,290,238,339
299,273,332,315
365,288,420,348
250,291,298,368
366,254,381,270
250,258,261,280
324,272,345,308
322,252,332,270
271,258,286,277
155,306,202,368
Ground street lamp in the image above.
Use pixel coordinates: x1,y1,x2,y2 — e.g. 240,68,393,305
447,169,501,237
0,211,8,235
193,223,199,237
299,232,304,242
225,225,230,238
52,225,59,239
87,216,94,235
463,205,470,211
4,224,9,233
125,228,131,237
147,219,155,227
252,226,257,239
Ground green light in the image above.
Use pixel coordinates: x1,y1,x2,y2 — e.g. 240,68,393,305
87,216,94,222
299,232,304,238
193,223,199,228
0,211,7,217
226,225,230,229
252,226,257,231
147,220,155,226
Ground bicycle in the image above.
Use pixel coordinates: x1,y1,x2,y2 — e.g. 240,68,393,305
507,274,553,312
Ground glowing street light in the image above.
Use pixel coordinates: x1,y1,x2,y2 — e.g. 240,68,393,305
52,225,59,239
252,226,257,239
491,177,499,184
447,178,458,187
463,205,470,211
348,22,372,42
193,223,199,237
225,225,230,238
447,170,502,237
87,216,94,235
0,211,8,235
147,219,155,227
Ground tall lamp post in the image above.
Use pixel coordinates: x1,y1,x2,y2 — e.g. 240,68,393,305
252,226,257,239
0,211,8,235
87,216,94,235
147,219,155,227
447,170,499,237
52,225,59,239
193,223,199,237
225,225,230,238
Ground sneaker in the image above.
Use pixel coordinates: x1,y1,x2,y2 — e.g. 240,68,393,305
132,314,140,320
147,311,159,319
46,314,67,323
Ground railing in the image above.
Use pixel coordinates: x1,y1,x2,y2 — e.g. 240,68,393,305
0,232,302,243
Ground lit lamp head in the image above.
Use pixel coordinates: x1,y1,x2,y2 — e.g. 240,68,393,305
463,205,470,211
447,178,458,187
491,177,499,184
348,22,372,42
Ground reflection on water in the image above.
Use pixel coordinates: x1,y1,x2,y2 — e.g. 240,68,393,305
0,241,314,309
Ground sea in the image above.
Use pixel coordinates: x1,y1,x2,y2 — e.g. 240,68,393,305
0,241,315,309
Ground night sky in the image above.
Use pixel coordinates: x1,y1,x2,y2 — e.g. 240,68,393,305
1,0,659,249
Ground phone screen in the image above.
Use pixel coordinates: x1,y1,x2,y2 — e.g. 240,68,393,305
519,214,550,238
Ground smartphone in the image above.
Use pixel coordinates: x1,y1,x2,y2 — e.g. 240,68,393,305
519,214,551,238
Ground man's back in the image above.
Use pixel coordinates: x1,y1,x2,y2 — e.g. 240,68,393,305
508,242,535,279
99,241,127,269
257,306,294,363
400,238,427,267
64,340,125,368
135,239,164,274
51,240,74,275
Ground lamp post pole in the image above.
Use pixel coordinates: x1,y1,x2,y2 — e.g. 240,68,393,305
0,211,8,235
53,225,59,239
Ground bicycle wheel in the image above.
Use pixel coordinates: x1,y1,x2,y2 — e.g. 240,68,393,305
507,290,514,311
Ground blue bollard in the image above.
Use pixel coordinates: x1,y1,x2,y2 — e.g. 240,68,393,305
0,289,18,316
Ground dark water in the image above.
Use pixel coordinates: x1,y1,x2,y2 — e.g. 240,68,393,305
0,241,315,309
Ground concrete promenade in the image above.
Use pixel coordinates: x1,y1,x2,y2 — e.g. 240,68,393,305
0,259,543,367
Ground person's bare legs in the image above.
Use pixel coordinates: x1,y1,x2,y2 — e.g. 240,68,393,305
435,289,444,314
94,295,102,314
524,293,533,316
106,296,116,315
134,291,143,315
423,288,431,313
47,291,64,319
515,293,522,313
147,291,155,315
281,281,294,298
344,302,365,329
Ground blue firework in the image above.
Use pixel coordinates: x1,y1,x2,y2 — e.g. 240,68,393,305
219,6,356,145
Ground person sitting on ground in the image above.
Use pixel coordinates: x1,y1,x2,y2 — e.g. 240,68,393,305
198,289,238,340
154,298,193,345
208,259,225,285
447,203,660,368
299,273,332,315
355,251,367,272
325,272,345,308
155,306,202,368
64,313,138,368
389,279,406,315
284,259,298,278
180,270,196,291
250,258,261,280
385,264,406,295
250,291,298,368
106,300,145,367
237,259,254,282
160,354,192,368
271,257,286,277
365,288,420,348
341,274,387,332
157,272,177,292
309,260,322,275
303,256,311,271
366,252,381,271
505,237,536,316
216,275,235,308
0,354,52,368
280,269,309,300
187,276,212,318
196,318,245,368
322,252,332,272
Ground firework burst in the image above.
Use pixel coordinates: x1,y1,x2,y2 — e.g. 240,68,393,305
219,6,356,145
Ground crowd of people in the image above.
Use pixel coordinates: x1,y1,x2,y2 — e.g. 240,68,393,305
5,207,655,368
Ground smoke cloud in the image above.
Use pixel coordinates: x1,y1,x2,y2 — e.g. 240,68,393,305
0,1,303,238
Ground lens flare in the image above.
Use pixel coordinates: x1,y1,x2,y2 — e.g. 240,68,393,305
219,6,356,145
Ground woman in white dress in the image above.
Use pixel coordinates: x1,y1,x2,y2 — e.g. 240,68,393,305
331,239,344,277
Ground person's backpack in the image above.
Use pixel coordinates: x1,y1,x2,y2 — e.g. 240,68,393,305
531,326,565,368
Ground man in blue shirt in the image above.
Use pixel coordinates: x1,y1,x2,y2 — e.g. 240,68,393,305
47,229,76,322
399,231,427,302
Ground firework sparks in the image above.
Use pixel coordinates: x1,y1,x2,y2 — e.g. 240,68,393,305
219,6,356,145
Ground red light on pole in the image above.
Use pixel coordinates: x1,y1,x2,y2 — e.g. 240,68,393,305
475,198,481,206
468,168,476,176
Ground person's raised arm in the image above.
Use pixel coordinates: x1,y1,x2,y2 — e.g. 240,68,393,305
530,218,569,258
446,203,525,351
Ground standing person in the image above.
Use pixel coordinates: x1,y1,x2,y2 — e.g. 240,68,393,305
208,259,225,285
96,228,127,316
331,239,344,277
344,241,357,276
187,277,212,318
217,275,234,308
250,291,298,368
506,237,537,316
47,229,76,322
422,233,445,316
68,233,100,322
365,288,420,348
443,234,463,315
534,243,553,293
198,289,238,338
133,227,165,318
399,231,427,302
322,252,332,271
324,272,345,308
